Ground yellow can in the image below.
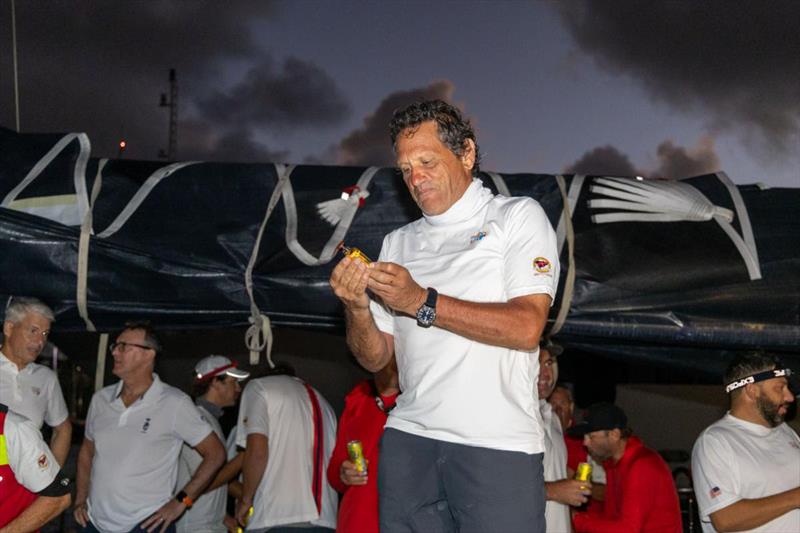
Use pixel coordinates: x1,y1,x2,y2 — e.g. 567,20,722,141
347,440,367,473
575,462,592,482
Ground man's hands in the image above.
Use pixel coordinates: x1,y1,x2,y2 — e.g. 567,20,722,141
72,501,89,528
546,478,592,507
330,257,424,317
140,499,186,533
340,459,369,486
330,257,371,310
367,263,426,316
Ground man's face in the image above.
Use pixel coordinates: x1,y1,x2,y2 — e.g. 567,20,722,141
2,312,51,366
754,377,794,427
395,121,475,216
213,375,242,408
537,348,559,400
549,387,574,430
111,328,155,379
583,429,616,463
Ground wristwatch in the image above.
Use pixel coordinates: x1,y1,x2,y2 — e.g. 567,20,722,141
416,288,438,328
175,490,193,508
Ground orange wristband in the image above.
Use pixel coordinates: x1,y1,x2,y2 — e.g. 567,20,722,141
175,490,193,508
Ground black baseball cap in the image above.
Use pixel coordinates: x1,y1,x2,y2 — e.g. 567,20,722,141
567,402,628,438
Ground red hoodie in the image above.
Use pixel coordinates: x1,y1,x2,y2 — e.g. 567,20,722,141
573,436,682,533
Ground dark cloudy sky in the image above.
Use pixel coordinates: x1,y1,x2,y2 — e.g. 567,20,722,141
0,1,797,187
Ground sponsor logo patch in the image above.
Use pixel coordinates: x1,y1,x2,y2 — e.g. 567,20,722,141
709,486,721,499
533,257,551,273
37,454,48,469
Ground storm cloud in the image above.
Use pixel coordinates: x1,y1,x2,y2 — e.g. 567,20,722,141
336,80,455,167
556,1,800,154
0,1,348,163
565,137,721,180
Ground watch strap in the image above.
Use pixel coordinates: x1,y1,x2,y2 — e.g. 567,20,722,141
424,287,438,308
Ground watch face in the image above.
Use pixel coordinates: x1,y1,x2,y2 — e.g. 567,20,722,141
416,305,436,327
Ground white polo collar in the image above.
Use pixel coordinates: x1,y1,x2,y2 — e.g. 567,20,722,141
113,373,164,406
423,178,492,226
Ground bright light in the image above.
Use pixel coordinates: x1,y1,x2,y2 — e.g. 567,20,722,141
119,140,127,149
635,176,644,181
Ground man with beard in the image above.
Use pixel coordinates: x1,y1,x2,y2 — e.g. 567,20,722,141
537,342,591,532
569,403,681,533
692,353,800,532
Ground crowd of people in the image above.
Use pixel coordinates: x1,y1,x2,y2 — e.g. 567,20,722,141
1,100,798,533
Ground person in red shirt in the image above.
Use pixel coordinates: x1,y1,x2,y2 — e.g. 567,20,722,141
327,357,399,533
569,402,682,533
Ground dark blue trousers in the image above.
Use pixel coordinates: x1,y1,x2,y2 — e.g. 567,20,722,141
378,428,546,533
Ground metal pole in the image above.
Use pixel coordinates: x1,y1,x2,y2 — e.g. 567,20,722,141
11,0,21,132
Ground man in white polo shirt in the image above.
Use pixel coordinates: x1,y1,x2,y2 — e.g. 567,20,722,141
1,297,72,466
73,322,225,533
537,341,591,533
692,352,800,532
330,100,559,532
235,364,337,532
0,403,72,531
175,355,250,533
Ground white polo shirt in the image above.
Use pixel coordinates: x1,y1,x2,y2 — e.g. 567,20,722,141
0,350,69,429
175,401,227,533
4,409,61,492
692,412,800,532
85,374,213,533
373,179,559,454
541,401,571,533
236,375,337,531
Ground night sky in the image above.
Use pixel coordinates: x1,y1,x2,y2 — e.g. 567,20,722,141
1,1,798,188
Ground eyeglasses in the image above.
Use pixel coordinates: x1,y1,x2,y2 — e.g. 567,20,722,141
109,341,155,354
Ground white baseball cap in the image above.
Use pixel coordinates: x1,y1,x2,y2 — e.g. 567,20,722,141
195,355,250,382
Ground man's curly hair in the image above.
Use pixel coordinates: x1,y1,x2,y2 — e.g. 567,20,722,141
389,100,482,175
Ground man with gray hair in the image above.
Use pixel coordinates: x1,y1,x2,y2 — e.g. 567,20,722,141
0,296,72,466
692,352,800,532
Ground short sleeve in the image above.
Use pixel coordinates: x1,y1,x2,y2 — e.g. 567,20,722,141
5,412,60,492
691,430,741,520
43,371,69,427
173,395,213,447
237,381,269,448
502,199,559,302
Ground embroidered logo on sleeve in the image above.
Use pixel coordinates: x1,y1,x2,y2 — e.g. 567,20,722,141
709,486,721,499
533,257,551,274
37,453,49,470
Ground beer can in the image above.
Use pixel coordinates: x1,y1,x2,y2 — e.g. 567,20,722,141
575,462,592,482
339,242,371,264
236,506,254,533
347,440,367,473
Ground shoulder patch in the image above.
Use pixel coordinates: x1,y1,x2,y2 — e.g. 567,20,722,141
533,257,551,273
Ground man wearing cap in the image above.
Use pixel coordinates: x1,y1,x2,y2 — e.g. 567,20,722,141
175,356,250,533
0,403,72,532
1,297,72,466
537,342,591,532
692,352,799,532
73,322,226,533
569,402,681,533
235,364,338,532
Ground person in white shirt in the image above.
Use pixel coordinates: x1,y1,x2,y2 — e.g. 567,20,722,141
235,365,338,533
538,342,591,533
330,100,559,532
176,355,250,533
692,352,800,532
73,322,225,533
0,403,71,532
1,297,72,466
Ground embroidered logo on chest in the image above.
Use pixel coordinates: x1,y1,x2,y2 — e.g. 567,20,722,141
141,417,151,433
469,231,487,244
